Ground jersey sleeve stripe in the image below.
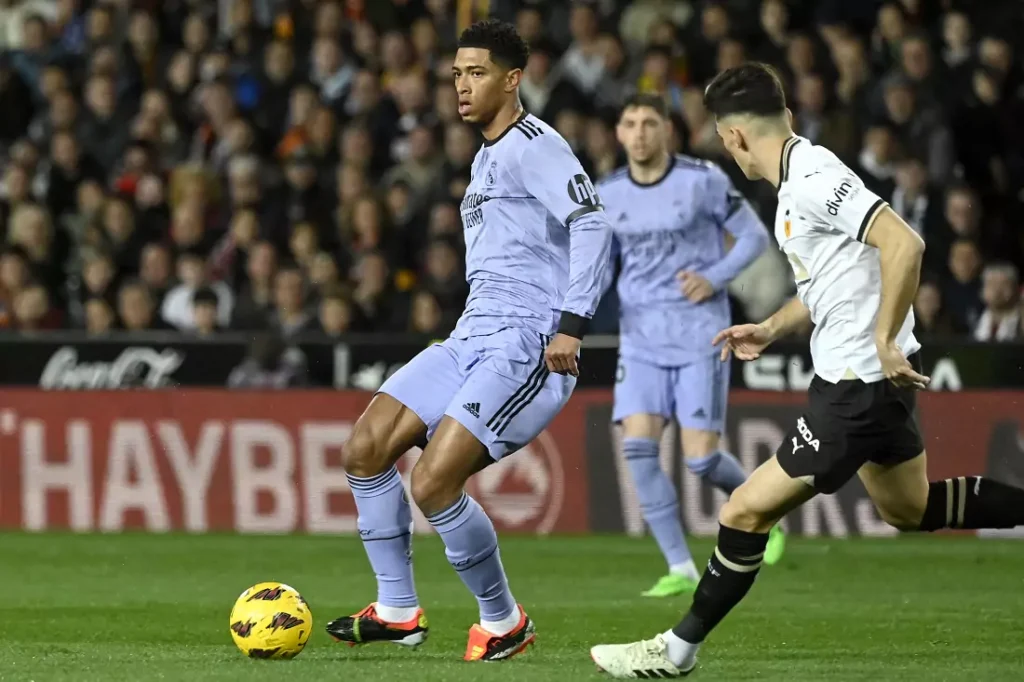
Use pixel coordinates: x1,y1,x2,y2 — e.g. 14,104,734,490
856,199,887,242
520,119,543,136
566,204,603,224
779,136,801,183
514,122,539,140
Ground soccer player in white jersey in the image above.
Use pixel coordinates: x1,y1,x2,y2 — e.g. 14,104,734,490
590,62,1024,678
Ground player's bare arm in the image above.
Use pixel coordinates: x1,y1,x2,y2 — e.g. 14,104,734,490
863,207,930,389
713,297,810,361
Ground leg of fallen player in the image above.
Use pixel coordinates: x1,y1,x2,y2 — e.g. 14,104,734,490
859,452,1024,533
590,455,816,678
410,417,535,661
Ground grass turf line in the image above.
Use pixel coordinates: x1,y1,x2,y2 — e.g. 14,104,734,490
0,533,1022,681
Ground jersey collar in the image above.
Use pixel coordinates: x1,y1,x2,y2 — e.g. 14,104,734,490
628,154,674,188
483,109,529,147
778,136,802,187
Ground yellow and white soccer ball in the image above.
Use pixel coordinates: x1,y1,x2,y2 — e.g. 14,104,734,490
229,582,312,659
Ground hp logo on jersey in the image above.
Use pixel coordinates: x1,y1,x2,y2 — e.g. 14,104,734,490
567,174,600,207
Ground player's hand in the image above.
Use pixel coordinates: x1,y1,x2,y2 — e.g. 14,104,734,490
713,324,774,362
545,333,581,377
677,271,715,303
876,340,930,390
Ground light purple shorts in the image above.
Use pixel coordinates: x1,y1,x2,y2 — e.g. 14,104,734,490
612,354,730,432
379,328,576,460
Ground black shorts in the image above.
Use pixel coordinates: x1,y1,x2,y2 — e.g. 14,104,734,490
776,354,925,494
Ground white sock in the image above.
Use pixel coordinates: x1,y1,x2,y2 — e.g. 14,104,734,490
662,629,699,669
375,603,419,623
669,560,700,581
480,607,522,637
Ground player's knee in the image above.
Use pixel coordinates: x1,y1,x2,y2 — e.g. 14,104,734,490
719,494,774,534
409,459,459,516
876,500,926,531
342,420,388,478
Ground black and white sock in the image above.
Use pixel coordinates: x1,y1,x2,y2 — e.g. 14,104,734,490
662,524,769,667
918,476,1024,531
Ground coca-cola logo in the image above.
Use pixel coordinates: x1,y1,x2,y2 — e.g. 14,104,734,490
39,346,185,389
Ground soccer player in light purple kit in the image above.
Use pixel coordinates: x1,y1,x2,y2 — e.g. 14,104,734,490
598,94,784,598
326,20,612,662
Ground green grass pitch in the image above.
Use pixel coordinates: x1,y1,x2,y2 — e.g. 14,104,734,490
1,533,1022,681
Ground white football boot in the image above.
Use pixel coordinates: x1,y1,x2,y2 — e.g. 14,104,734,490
590,634,696,678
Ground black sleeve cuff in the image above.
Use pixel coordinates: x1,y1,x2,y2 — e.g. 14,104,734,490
557,312,589,339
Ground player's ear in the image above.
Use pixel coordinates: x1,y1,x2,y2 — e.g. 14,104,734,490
615,120,627,146
505,68,522,92
784,108,794,128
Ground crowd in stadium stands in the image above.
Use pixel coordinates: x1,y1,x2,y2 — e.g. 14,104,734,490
0,0,1021,344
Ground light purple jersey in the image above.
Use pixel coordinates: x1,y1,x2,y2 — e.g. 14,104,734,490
454,112,613,339
599,156,770,365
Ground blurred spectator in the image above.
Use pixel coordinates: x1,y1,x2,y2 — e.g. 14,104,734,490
0,246,30,327
191,286,222,337
161,249,234,330
351,250,405,331
559,4,604,97
409,288,446,335
138,243,174,309
856,124,899,198
519,40,582,124
420,238,467,326
232,239,276,330
270,261,314,336
913,279,961,337
118,279,167,332
793,72,858,162
974,263,1021,342
880,77,954,184
318,285,355,337
13,282,57,333
944,239,984,331
69,247,116,327
890,157,943,259
227,332,308,388
84,296,115,337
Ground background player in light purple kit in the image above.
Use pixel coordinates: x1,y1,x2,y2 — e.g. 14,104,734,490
598,95,784,598
326,20,612,662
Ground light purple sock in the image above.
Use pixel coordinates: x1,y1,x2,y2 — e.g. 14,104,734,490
347,467,418,608
686,450,747,495
426,492,516,623
624,437,692,568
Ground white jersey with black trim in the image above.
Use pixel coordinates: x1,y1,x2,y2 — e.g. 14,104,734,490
773,135,920,384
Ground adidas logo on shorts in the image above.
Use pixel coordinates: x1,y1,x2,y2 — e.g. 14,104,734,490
463,402,480,418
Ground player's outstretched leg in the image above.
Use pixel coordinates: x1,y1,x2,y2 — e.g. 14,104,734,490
325,394,430,648
620,415,699,598
858,453,1024,534
591,456,814,678
411,417,535,662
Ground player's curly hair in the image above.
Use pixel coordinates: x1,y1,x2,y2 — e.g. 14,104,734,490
458,19,530,71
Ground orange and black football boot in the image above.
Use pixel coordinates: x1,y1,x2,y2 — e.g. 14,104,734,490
463,604,536,661
325,604,428,648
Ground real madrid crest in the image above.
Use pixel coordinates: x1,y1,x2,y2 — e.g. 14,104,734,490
485,161,497,186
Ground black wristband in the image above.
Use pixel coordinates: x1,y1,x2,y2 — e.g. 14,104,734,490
557,312,589,339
